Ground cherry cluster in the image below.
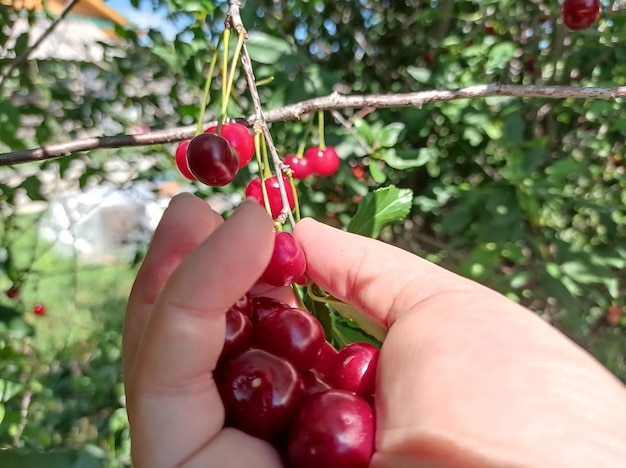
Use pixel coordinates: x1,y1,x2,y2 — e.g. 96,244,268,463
217,293,379,468
4,285,46,316
284,145,340,180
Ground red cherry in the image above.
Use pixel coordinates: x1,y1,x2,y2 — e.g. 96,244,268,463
5,285,20,300
561,0,601,30
245,175,295,219
287,389,375,468
205,123,255,168
284,154,312,180
304,146,341,176
216,348,304,441
315,341,339,377
301,369,333,397
33,303,46,315
223,307,252,357
174,140,196,181
328,342,379,399
231,292,252,317
251,296,291,324
253,307,325,371
186,133,239,187
261,231,307,287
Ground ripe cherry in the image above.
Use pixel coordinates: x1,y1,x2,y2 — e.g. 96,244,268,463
305,146,341,176
245,175,295,219
315,341,339,377
223,307,252,357
4,285,20,300
329,342,379,399
174,140,196,181
561,0,601,30
261,231,307,287
33,303,46,315
253,307,325,371
284,154,312,180
251,296,291,324
216,348,304,441
287,389,375,468
205,123,255,168
301,369,332,397
231,292,252,317
186,133,239,187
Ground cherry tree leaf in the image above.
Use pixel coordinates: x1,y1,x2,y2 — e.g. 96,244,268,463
347,185,413,239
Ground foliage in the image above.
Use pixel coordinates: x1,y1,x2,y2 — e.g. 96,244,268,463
1,0,625,464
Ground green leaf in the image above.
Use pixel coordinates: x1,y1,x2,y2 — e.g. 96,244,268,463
352,118,375,146
406,66,432,83
21,176,45,201
0,378,23,403
0,403,5,425
378,122,405,148
303,289,333,342
331,301,387,342
245,32,292,64
368,160,387,184
0,449,102,468
347,185,414,238
381,148,434,170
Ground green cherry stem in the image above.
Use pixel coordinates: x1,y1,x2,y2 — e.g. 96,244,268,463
221,28,230,113
295,140,306,159
195,33,224,136
289,175,301,222
260,134,272,180
219,30,246,131
317,110,326,150
254,132,273,218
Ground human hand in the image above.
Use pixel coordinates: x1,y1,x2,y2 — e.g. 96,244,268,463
123,193,626,467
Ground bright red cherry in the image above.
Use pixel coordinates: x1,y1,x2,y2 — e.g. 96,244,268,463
284,154,312,180
186,133,239,187
5,285,20,300
561,0,601,30
304,146,341,176
33,303,46,315
329,342,379,399
261,231,307,287
245,175,295,219
251,296,291,324
287,389,375,468
174,140,196,181
205,123,255,168
216,348,304,441
253,307,325,371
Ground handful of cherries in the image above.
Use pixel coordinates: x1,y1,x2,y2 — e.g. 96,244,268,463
217,293,379,468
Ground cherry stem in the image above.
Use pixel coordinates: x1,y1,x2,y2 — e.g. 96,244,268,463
254,132,273,219
317,110,326,150
289,175,301,222
196,33,223,136
295,140,305,158
221,28,231,118
219,31,246,131
260,135,272,180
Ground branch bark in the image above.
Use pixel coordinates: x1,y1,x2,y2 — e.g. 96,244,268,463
2,83,626,166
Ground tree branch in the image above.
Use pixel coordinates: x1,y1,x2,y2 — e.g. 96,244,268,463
2,83,626,166
0,0,81,89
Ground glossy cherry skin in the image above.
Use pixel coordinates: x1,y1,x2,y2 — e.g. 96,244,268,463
304,146,341,176
561,0,601,30
216,348,304,441
328,342,379,399
205,123,254,168
253,307,325,371
315,341,339,377
245,175,295,219
301,369,332,397
261,231,307,287
231,292,252,317
223,307,252,357
284,154,312,180
174,140,196,181
287,389,375,468
251,296,291,324
186,133,239,187
33,303,46,315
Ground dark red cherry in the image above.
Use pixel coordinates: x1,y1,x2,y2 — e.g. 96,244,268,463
216,348,304,441
315,341,339,377
561,0,601,30
4,285,20,300
328,342,379,399
251,296,291,324
304,146,341,176
231,292,252,317
253,307,325,371
261,232,306,287
174,140,196,181
186,133,239,187
287,389,375,468
205,123,254,168
301,369,332,397
223,307,252,357
245,175,295,219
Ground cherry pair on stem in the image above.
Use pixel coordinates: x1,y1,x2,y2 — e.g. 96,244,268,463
123,194,626,468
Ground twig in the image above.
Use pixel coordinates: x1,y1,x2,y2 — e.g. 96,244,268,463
12,390,32,446
2,83,626,166
0,0,81,89
226,0,296,227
